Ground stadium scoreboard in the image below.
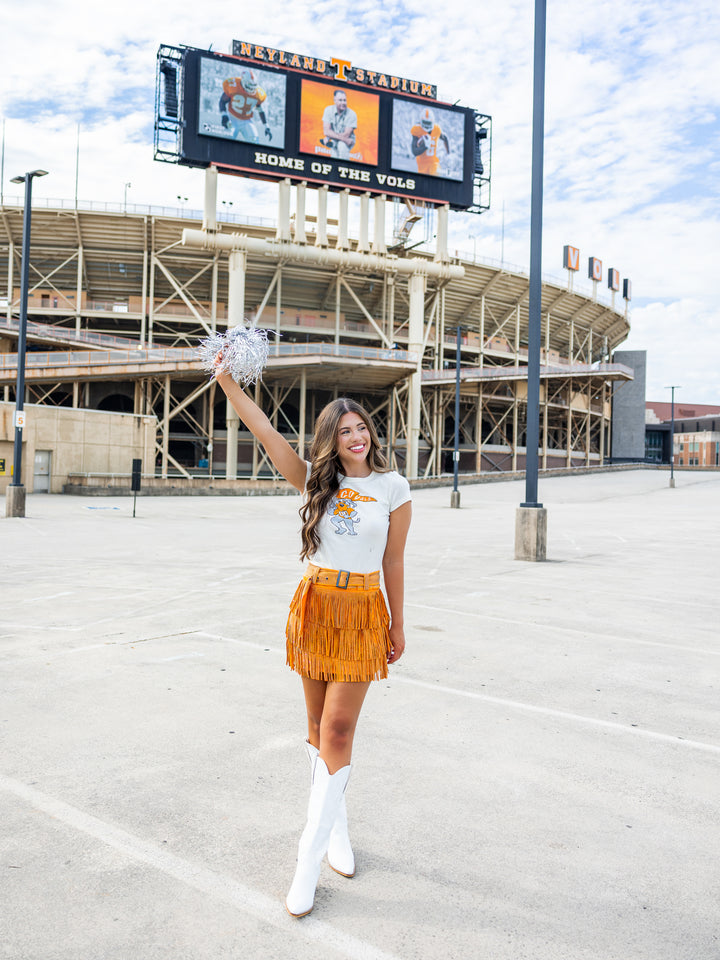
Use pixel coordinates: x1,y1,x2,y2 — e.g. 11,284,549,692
155,42,491,213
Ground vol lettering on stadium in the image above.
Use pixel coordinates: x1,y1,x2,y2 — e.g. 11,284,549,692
0,40,634,495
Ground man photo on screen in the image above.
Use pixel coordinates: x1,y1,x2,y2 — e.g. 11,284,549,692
320,90,358,160
219,69,272,143
410,108,450,176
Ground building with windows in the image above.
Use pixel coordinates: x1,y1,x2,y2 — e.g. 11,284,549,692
1,189,634,490
644,404,720,466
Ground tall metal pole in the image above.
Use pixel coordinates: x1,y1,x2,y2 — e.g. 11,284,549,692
666,384,681,488
6,169,47,518
523,0,546,510
451,325,461,508
514,0,548,560
11,175,35,487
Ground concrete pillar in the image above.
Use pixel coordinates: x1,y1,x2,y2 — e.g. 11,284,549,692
298,368,307,459
75,246,83,333
294,182,307,244
203,165,218,232
406,272,425,479
434,204,449,262
225,249,246,479
315,186,328,246
358,193,370,252
162,375,170,479
277,179,292,241
336,189,349,249
515,506,547,561
210,258,218,331
373,195,387,254
5,485,26,518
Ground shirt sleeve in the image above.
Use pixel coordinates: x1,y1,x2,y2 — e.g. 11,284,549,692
303,461,312,496
388,472,412,512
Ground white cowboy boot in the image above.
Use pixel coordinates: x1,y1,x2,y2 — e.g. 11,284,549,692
305,741,355,878
286,757,351,917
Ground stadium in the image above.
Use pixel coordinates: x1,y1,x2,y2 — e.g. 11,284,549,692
0,41,636,495
0,186,632,492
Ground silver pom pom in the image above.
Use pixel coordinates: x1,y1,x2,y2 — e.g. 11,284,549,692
197,323,275,387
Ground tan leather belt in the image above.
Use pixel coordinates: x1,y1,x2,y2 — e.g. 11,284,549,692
306,563,380,591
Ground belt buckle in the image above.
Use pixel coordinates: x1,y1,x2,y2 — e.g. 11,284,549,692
336,570,351,589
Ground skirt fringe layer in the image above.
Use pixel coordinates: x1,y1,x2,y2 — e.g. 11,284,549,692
286,569,391,683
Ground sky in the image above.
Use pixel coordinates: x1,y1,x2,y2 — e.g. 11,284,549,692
1,0,719,402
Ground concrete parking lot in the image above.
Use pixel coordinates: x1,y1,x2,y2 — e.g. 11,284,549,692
1,469,718,960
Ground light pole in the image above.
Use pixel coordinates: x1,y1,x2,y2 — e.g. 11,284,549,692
666,384,681,488
6,169,48,518
515,0,547,560
451,325,462,508
124,181,132,213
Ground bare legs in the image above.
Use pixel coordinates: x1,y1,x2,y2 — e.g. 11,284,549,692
301,677,370,773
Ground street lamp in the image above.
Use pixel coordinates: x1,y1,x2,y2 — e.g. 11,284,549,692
665,384,681,488
124,181,132,213
515,0,547,560
6,169,48,518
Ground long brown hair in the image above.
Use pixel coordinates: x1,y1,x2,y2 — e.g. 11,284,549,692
299,398,388,561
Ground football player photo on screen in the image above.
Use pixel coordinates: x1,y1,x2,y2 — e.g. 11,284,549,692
390,100,465,181
197,59,287,148
299,80,379,166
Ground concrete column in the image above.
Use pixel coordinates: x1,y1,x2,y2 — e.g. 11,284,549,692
5,485,26,518
406,272,425,479
298,368,307,459
315,186,328,246
515,506,547,561
336,189,349,249
75,246,83,335
294,182,307,244
335,276,341,345
434,204,449,262
566,401,572,467
203,165,218,232
479,296,485,368
225,249,246,480
148,253,155,348
358,193,370,252
277,179,291,241
162,374,170,479
210,258,218,331
275,268,282,352
373,195,387,254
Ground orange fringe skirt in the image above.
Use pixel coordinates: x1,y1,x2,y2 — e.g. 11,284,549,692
286,563,391,682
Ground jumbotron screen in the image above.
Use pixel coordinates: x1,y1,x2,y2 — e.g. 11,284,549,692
160,42,489,210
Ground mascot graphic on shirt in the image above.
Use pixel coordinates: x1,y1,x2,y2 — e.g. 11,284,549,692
328,487,377,536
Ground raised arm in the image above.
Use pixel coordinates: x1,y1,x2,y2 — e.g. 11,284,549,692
215,371,307,492
382,500,412,664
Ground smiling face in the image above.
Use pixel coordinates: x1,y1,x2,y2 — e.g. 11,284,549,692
335,411,371,476
334,91,347,113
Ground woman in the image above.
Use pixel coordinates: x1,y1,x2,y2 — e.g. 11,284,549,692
215,371,412,917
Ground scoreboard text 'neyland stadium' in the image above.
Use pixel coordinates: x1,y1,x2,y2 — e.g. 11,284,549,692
155,41,491,213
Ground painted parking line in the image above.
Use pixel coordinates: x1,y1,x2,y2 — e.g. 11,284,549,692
0,774,401,960
405,601,720,657
195,633,720,756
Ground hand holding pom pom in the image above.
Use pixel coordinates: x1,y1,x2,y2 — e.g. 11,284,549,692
197,323,274,387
